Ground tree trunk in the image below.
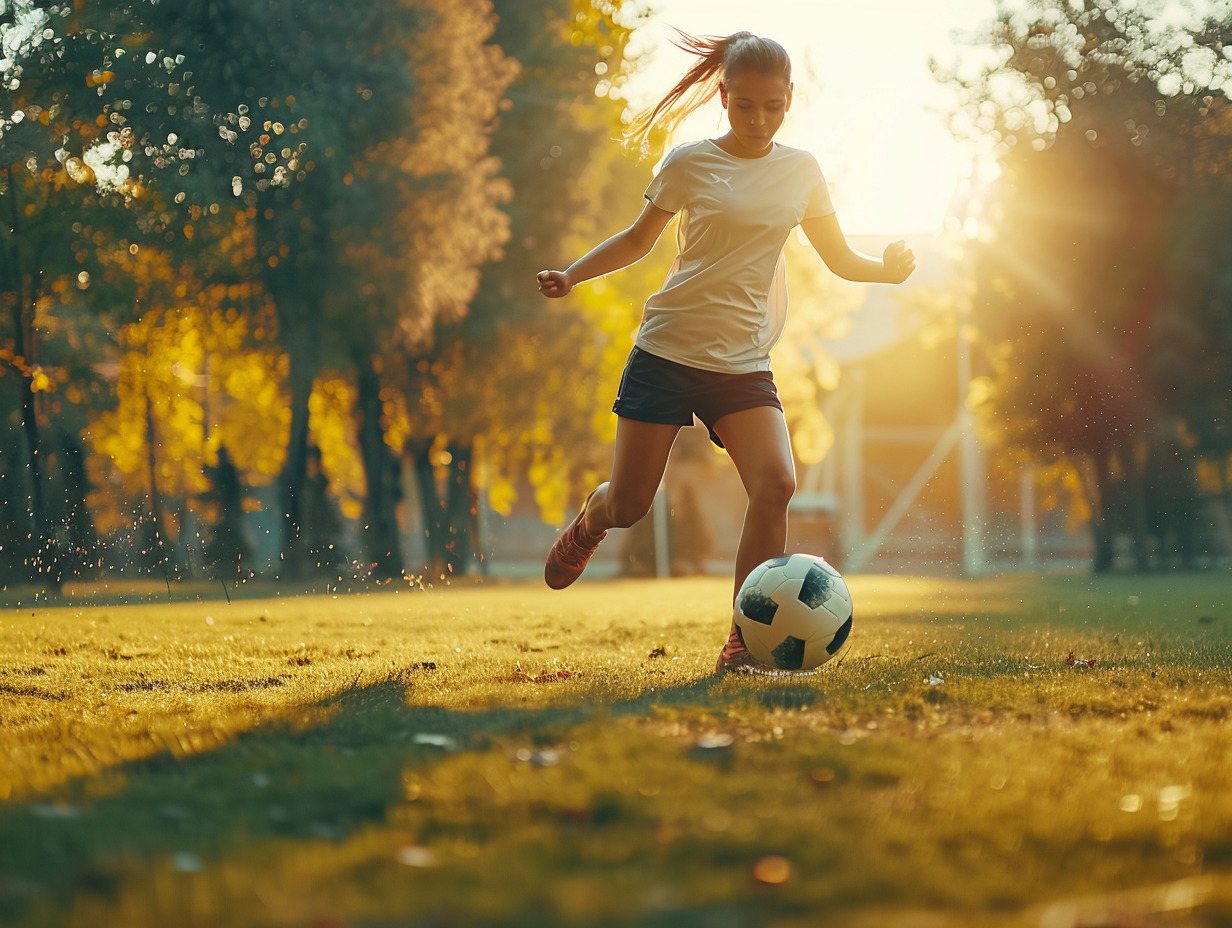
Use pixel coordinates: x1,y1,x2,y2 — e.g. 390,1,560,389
1084,452,1116,574
56,429,100,582
276,311,320,579
408,438,450,576
2,171,48,585
17,341,46,571
1222,477,1232,567
11,302,47,584
355,351,403,579
142,395,174,578
444,442,478,576
204,445,251,580
301,442,345,576
1,421,42,582
1126,438,1152,572
260,186,327,580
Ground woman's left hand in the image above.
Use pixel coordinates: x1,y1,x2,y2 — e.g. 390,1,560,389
883,240,916,284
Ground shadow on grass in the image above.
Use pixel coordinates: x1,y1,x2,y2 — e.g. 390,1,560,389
0,671,762,922
11,642,1231,917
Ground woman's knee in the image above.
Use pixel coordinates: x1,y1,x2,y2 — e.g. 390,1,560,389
748,471,796,510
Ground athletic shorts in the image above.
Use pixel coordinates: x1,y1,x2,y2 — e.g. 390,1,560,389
611,346,784,448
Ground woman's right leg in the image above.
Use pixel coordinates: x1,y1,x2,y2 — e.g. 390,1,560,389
546,417,680,589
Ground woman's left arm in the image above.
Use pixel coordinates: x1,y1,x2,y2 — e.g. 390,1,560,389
800,213,916,284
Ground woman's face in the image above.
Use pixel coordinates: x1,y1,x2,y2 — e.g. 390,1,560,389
719,69,792,157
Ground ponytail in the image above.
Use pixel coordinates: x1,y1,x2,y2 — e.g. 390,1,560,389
624,29,792,156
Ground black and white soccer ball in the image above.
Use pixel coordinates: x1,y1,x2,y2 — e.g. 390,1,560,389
733,553,854,672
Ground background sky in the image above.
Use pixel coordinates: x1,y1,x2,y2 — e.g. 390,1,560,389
620,0,1001,235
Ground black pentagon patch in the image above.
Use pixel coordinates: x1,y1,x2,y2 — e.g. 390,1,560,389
740,555,789,594
826,614,853,655
797,564,833,609
771,635,806,670
738,587,778,625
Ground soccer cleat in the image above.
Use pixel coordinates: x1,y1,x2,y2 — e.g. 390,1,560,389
715,627,821,676
715,627,776,675
544,490,607,590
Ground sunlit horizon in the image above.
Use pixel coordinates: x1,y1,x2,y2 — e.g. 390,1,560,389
621,0,1000,236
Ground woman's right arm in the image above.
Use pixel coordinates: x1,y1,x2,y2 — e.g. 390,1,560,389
537,200,675,298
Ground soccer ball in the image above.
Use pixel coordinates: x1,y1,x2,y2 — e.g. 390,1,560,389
734,553,853,671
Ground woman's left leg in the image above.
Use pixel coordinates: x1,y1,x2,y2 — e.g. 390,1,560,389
711,405,797,604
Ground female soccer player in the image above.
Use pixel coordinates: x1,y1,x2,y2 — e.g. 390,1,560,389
536,30,915,673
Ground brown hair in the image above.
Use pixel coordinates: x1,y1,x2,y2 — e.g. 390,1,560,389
624,29,792,156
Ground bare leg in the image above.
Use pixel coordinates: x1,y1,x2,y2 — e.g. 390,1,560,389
582,417,682,535
545,417,681,589
711,406,797,607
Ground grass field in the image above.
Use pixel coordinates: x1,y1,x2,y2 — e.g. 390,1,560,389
2,572,1231,927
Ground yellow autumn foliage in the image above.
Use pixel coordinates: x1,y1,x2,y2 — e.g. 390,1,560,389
83,238,366,534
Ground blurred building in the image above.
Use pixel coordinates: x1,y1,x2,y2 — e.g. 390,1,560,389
791,233,1090,575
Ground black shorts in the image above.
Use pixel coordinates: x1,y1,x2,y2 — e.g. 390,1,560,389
611,346,784,448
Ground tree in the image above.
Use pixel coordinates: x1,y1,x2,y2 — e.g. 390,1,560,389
943,0,1232,569
334,0,517,579
3,0,524,586
139,0,410,577
59,0,516,581
388,0,657,579
79,225,288,578
1,0,180,584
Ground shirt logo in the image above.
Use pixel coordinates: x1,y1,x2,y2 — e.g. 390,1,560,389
705,171,733,191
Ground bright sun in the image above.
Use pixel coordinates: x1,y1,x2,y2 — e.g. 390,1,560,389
621,0,997,236
784,92,966,236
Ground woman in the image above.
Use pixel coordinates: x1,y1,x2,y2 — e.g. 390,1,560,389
536,30,915,673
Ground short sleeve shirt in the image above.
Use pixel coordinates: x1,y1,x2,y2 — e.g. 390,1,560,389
638,139,835,373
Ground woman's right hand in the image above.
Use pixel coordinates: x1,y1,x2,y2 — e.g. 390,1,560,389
536,269,572,298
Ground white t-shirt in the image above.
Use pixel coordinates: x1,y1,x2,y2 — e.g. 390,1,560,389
638,139,835,373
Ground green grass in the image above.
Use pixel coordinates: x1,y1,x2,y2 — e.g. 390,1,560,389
2,573,1231,927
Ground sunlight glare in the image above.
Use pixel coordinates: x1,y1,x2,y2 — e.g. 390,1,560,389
623,0,1000,235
